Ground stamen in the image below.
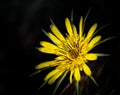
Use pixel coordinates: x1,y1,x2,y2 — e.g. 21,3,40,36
68,49,79,59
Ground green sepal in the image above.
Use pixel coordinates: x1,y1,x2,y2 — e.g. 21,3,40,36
89,76,99,87
95,36,115,47
29,70,42,77
94,23,110,36
59,83,71,95
52,71,68,95
41,29,57,44
75,81,79,95
84,7,92,24
96,53,110,57
38,81,47,90
71,9,73,22
29,67,50,77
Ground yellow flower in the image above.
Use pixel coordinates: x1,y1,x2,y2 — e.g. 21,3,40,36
35,16,109,85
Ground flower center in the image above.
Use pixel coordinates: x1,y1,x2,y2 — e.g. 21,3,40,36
68,49,79,59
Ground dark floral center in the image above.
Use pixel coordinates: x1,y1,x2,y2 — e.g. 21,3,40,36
68,49,79,59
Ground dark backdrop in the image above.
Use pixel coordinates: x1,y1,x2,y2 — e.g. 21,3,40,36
1,0,119,95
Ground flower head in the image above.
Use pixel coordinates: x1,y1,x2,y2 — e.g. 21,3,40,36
35,13,111,92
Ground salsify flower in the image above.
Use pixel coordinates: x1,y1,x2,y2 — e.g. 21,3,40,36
35,12,112,95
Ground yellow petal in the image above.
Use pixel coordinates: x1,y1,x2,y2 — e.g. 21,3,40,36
69,69,74,84
86,23,97,40
48,32,61,45
48,71,64,84
38,47,56,54
74,68,81,81
79,16,83,38
44,69,59,81
35,61,54,69
40,41,57,49
72,24,78,39
55,56,65,60
83,63,91,76
65,18,73,36
88,36,101,50
50,24,65,41
85,53,97,60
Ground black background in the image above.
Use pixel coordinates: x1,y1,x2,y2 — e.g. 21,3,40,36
1,0,119,95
